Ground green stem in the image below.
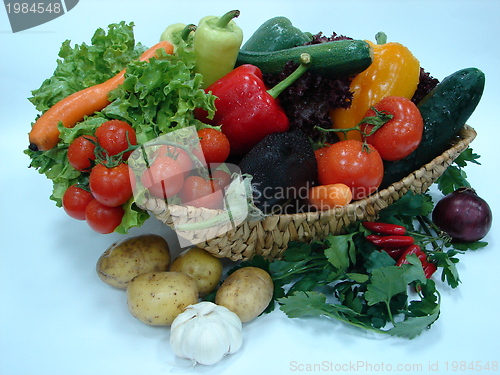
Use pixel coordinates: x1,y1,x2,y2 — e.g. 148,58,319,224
375,31,387,45
181,24,197,41
216,10,240,28
267,53,311,99
315,107,393,138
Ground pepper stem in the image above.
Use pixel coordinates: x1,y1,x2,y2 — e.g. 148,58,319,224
375,31,388,45
216,10,240,28
181,24,197,41
267,53,311,99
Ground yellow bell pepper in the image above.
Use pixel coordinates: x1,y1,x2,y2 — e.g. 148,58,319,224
330,32,420,141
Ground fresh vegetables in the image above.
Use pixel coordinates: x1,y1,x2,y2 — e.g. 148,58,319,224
197,127,230,164
238,130,318,214
432,188,493,242
236,38,373,78
96,234,171,289
316,139,384,200
195,53,311,155
85,199,125,234
127,271,199,325
62,185,94,220
262,32,355,142
27,14,493,358
240,16,311,52
215,267,274,323
26,21,215,233
229,189,489,338
193,10,243,88
170,247,223,296
330,32,420,141
381,67,485,188
361,96,423,161
170,302,243,366
308,183,352,211
28,40,174,152
397,244,437,279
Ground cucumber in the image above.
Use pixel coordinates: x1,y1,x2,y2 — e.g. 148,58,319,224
236,39,373,78
380,67,485,189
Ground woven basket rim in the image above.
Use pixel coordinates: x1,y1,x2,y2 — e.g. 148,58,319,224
138,124,476,260
142,124,476,221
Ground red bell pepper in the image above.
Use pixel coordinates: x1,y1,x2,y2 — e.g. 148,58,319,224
396,244,437,279
195,53,311,155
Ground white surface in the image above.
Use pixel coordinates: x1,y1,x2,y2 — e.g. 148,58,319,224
1,1,499,374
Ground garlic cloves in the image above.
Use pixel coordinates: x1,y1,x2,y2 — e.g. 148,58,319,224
170,301,243,366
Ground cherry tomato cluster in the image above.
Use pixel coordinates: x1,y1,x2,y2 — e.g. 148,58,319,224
314,96,423,203
63,121,232,234
139,128,231,211
63,120,137,234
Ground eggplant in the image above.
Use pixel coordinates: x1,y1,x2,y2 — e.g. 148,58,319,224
238,130,317,214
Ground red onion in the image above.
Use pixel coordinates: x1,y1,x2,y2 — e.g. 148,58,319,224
432,187,492,242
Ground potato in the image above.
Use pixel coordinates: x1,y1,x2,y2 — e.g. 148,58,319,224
96,234,171,289
127,271,198,325
170,247,223,296
215,267,273,323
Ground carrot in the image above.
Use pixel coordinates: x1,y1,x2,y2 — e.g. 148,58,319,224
308,183,353,211
28,40,174,151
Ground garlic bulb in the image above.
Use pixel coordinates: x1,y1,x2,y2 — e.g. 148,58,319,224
170,301,243,366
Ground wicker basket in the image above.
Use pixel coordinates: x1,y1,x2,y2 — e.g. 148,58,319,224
139,125,476,261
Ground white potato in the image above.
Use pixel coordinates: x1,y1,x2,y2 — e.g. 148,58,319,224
126,271,199,325
96,234,170,289
215,267,273,323
170,247,223,296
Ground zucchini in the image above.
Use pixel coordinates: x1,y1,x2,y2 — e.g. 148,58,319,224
380,67,485,189
236,39,373,78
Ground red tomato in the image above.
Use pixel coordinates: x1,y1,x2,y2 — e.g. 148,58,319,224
154,145,194,178
62,185,94,220
67,135,97,171
85,199,124,234
179,175,224,210
95,120,137,160
89,163,133,207
198,128,230,164
141,156,184,199
210,169,232,192
360,96,423,161
317,140,384,200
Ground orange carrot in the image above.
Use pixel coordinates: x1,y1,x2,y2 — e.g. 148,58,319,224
308,183,353,211
28,40,174,151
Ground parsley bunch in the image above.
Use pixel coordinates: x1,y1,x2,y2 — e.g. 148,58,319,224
229,182,487,339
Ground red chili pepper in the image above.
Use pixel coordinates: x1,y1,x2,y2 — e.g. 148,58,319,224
194,54,311,155
362,221,406,235
396,244,437,279
381,247,408,260
366,234,414,249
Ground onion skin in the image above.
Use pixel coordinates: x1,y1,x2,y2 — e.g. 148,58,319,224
432,187,492,242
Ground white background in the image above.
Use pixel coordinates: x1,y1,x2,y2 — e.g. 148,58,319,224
1,1,499,374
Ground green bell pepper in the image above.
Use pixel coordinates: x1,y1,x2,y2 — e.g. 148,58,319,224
240,16,312,53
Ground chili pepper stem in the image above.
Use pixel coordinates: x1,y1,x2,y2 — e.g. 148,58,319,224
267,53,311,99
215,10,240,28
